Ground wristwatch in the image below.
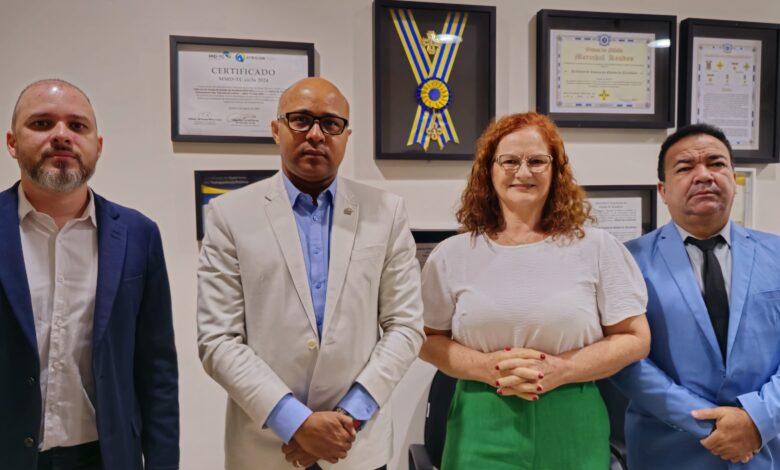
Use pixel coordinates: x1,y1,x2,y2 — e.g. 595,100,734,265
334,406,365,432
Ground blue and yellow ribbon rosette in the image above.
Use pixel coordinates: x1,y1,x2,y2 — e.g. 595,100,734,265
390,8,468,151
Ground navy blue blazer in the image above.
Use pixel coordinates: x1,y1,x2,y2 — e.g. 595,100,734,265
0,183,179,470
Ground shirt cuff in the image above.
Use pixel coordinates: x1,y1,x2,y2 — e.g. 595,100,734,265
264,394,313,444
337,383,379,421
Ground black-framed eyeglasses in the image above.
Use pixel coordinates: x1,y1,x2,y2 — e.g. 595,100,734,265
495,154,553,174
277,112,349,136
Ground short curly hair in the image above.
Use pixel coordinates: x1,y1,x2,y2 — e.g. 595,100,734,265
457,112,592,239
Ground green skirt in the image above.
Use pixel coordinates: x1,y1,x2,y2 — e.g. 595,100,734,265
441,380,610,470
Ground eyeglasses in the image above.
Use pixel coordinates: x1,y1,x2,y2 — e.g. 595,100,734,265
277,112,349,136
495,154,552,174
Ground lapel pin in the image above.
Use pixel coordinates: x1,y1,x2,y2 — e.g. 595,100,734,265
344,208,353,215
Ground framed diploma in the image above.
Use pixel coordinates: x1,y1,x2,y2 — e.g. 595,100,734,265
732,167,756,227
537,10,676,128
411,229,457,267
171,36,314,144
582,185,658,242
194,170,276,240
373,0,496,160
679,19,780,163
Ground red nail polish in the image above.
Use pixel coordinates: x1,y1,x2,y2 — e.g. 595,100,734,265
495,380,500,386
497,389,503,395
495,365,500,370
540,353,546,360
538,373,544,379
533,395,539,401
537,385,543,392
505,347,512,351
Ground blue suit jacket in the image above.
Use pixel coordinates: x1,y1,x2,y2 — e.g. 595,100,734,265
613,222,780,469
0,183,179,470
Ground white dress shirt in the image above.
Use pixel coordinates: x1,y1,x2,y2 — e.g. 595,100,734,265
675,221,732,300
18,185,99,450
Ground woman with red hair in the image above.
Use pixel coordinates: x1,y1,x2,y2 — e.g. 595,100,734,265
420,112,651,469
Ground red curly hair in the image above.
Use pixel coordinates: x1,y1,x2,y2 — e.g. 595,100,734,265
457,112,592,239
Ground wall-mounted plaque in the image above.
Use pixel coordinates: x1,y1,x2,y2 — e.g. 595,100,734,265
679,19,780,163
537,10,676,129
171,36,314,143
194,170,276,240
583,185,658,242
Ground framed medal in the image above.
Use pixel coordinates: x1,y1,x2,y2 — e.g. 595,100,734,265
373,0,496,160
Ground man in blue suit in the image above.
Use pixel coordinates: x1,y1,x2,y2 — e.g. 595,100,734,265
613,123,780,469
0,79,179,470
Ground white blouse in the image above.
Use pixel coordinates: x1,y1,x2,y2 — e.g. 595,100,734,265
422,227,647,355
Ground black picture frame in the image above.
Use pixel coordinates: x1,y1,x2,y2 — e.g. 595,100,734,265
411,229,458,267
194,170,276,240
373,0,496,160
679,19,780,164
170,35,314,144
536,10,677,129
582,185,658,240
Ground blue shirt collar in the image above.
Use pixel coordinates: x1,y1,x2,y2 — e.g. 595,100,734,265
281,172,337,208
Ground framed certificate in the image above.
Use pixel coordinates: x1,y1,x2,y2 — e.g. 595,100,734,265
170,36,314,144
732,167,756,227
582,185,658,242
679,19,780,164
411,229,457,267
537,10,676,128
373,0,496,160
194,170,276,240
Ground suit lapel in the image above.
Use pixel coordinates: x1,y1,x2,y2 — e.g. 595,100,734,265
264,174,318,335
92,195,127,347
657,223,722,356
321,180,358,339
726,223,755,364
0,183,37,351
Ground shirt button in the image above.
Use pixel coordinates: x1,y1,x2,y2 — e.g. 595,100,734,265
27,376,36,385
315,283,322,289
313,248,321,255
312,215,320,222
24,437,34,448
307,339,317,350
56,275,64,283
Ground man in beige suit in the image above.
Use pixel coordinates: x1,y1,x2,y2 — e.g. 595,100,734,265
196,77,425,470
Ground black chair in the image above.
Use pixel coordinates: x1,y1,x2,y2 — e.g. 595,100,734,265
409,371,629,470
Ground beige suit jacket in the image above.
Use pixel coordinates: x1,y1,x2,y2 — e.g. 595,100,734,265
197,173,424,470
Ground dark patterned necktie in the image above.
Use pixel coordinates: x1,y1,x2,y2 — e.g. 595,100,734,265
685,235,729,362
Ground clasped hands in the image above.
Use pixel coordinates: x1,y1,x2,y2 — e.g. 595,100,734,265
282,411,356,468
487,347,565,401
692,406,761,464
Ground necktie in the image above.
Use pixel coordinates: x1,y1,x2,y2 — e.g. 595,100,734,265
685,235,729,362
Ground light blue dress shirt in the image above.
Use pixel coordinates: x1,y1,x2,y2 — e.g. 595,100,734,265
264,174,379,444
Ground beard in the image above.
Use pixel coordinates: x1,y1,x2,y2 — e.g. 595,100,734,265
21,150,95,193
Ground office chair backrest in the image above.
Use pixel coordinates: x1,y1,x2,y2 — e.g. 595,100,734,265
424,371,458,469
596,379,628,447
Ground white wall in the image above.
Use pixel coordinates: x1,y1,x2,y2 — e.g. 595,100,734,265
1,1,778,469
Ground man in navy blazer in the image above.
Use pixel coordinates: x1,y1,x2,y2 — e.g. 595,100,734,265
613,123,780,469
0,79,179,469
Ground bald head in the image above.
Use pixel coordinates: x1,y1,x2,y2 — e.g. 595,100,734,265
11,79,94,131
277,77,350,118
